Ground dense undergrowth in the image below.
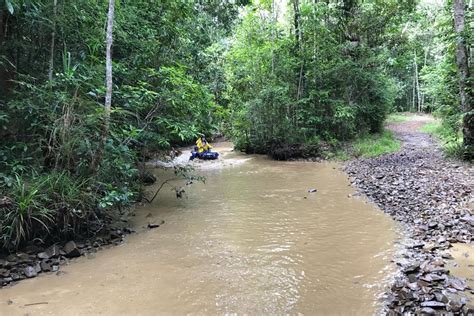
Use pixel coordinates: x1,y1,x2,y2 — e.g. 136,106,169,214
0,0,242,252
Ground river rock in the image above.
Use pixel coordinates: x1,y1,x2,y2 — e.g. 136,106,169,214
344,122,474,313
23,266,37,278
40,260,53,272
421,301,445,308
445,277,466,291
420,307,436,314
63,241,81,258
10,273,20,280
44,245,61,258
460,215,474,226
23,245,42,255
37,252,49,260
462,302,474,314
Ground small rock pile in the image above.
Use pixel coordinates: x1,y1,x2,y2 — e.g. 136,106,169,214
345,129,474,314
0,228,131,287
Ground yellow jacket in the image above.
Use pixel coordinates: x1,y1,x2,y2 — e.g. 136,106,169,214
196,138,212,153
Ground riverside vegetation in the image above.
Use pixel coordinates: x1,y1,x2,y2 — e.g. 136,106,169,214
0,0,472,312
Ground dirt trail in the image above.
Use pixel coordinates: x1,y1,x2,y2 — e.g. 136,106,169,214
346,113,474,314
386,114,437,149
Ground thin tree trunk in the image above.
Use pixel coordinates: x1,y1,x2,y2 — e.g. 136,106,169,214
297,62,304,100
292,0,303,129
48,0,58,81
0,9,4,45
453,0,473,159
421,46,430,109
412,64,416,112
414,50,421,112
293,0,301,51
293,0,304,106
103,0,115,137
312,0,318,131
90,0,115,172
271,0,275,75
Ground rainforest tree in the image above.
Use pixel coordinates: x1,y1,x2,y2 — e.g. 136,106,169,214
225,0,414,154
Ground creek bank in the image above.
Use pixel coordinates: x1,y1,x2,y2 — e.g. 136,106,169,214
345,117,474,314
0,222,136,288
0,165,168,287
0,143,204,288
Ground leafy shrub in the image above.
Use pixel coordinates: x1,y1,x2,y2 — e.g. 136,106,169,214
1,175,53,250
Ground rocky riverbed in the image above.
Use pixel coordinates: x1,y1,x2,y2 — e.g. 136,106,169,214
345,115,474,314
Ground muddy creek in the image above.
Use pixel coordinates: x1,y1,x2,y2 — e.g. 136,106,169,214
0,144,399,315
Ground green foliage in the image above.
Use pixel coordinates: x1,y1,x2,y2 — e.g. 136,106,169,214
1,175,54,250
225,1,400,153
0,171,97,250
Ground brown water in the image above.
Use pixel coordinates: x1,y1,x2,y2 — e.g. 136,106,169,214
449,243,474,304
0,144,399,315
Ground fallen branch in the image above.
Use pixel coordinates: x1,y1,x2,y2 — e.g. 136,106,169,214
143,178,176,203
24,302,49,307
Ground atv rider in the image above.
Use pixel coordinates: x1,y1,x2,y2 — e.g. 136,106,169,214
190,136,214,160
196,136,212,153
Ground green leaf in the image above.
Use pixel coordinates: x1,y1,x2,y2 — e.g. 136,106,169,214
5,0,13,14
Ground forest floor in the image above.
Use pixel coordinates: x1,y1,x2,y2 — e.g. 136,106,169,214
345,113,474,314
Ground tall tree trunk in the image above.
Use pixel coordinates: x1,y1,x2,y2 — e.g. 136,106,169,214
293,0,301,51
453,0,473,159
412,64,416,112
421,46,430,109
90,0,115,172
293,0,304,107
0,9,5,95
48,0,58,81
271,0,275,75
0,9,4,45
414,51,421,112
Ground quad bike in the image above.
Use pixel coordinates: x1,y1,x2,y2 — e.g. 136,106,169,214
189,147,219,160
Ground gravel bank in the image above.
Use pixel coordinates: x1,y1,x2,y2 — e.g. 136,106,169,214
345,115,474,314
